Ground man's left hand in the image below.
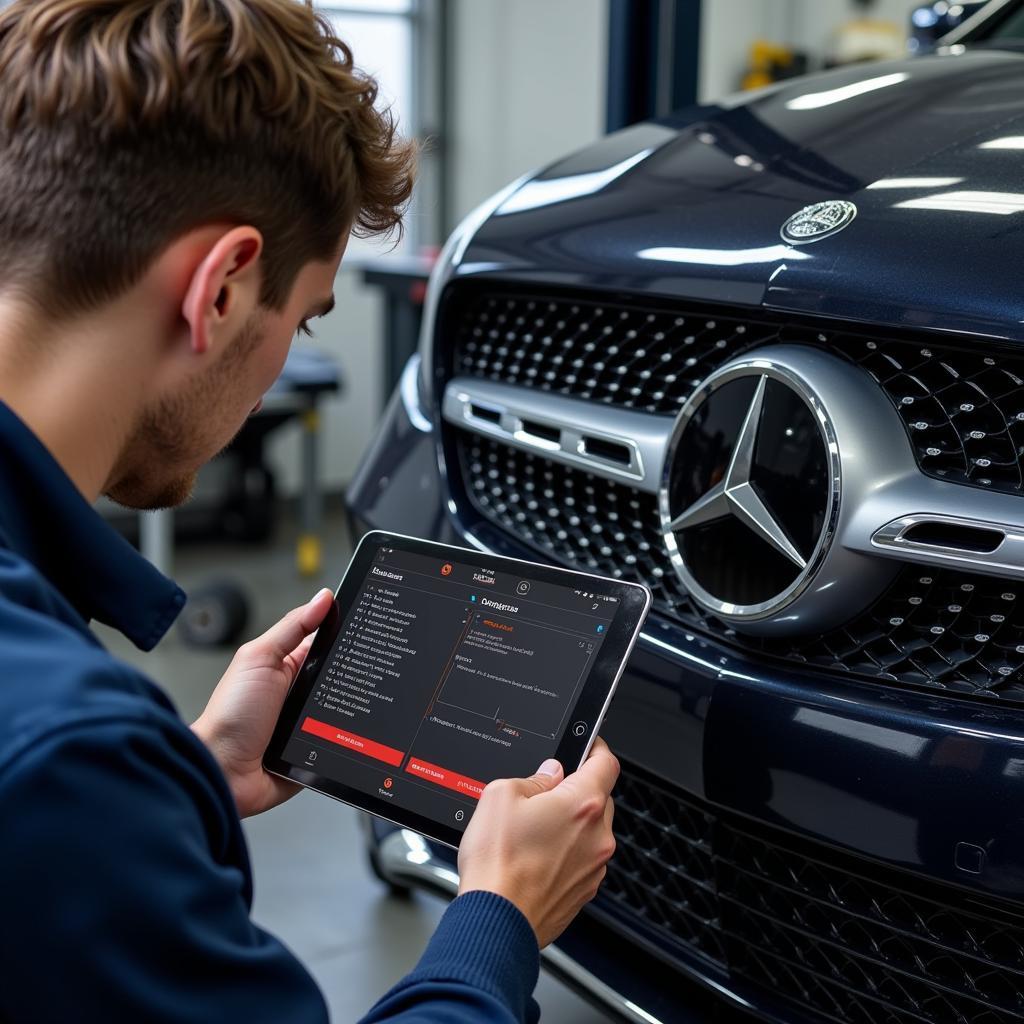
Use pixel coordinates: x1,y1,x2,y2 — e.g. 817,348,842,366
192,588,334,818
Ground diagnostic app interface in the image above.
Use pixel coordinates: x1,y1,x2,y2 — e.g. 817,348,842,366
283,543,620,831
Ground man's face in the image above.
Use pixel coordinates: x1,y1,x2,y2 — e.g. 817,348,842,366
106,252,342,511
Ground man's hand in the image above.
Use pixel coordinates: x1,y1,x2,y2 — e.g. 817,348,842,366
457,738,620,948
192,588,334,818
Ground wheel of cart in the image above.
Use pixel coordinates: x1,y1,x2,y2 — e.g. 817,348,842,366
177,580,251,648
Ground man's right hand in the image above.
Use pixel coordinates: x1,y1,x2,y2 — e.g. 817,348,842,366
456,738,620,948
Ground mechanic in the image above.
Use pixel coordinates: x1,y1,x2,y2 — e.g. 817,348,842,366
0,2,619,1022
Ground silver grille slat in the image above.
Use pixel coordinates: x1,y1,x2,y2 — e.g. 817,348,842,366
442,377,672,493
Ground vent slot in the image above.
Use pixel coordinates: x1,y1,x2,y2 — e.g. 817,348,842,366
469,403,501,425
582,436,632,466
519,419,561,445
903,522,1004,553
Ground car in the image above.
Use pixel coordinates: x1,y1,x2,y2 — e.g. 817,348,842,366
347,4,1024,1022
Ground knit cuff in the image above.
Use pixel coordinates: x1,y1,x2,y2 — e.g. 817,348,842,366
403,890,540,1020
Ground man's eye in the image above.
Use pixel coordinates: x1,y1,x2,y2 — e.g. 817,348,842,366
297,319,313,338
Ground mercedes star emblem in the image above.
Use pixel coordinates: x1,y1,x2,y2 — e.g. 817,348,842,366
659,353,841,629
780,200,857,245
666,376,806,570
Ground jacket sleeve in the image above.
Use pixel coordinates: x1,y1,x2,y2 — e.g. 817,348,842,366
0,716,330,1024
0,714,542,1024
358,891,542,1024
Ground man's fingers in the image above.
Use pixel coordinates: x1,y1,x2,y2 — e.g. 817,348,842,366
254,589,333,661
505,758,564,798
294,633,316,660
570,738,620,797
488,743,617,804
283,633,317,680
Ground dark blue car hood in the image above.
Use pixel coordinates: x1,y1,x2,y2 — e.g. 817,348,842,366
460,48,1024,341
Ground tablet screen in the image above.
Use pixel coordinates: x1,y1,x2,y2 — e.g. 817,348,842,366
275,535,638,837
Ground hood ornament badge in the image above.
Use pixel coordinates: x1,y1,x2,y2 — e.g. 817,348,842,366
781,200,857,244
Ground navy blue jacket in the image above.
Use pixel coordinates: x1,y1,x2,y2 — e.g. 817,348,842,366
0,400,541,1022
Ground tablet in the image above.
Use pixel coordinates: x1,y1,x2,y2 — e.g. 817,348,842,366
264,531,651,848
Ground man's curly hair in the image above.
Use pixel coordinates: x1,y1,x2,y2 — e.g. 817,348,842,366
0,0,416,315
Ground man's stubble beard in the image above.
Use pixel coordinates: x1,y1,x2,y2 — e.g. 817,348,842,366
105,316,265,512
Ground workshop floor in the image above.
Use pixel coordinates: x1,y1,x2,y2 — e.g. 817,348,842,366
95,506,609,1023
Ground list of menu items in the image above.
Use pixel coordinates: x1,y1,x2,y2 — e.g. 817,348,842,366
312,583,419,721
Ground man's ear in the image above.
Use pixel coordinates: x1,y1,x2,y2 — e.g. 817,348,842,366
181,227,264,356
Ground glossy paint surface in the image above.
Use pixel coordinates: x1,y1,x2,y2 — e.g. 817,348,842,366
460,48,1024,341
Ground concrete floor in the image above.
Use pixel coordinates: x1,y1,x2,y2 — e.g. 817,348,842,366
95,508,610,1022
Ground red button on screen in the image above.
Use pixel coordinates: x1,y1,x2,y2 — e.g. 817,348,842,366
300,717,405,767
404,757,485,800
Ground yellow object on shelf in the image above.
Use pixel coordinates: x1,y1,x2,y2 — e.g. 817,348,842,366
742,40,794,92
297,533,322,576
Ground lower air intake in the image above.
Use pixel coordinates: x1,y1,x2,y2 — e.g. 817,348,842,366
603,759,1024,1024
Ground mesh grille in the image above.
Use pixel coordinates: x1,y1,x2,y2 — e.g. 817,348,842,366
447,287,1024,496
457,431,1024,701
449,290,769,414
605,760,1024,1024
852,341,1024,493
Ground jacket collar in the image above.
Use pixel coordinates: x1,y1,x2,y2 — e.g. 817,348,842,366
0,400,185,650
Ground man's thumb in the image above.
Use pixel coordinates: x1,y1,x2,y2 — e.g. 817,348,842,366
524,758,564,794
257,588,333,660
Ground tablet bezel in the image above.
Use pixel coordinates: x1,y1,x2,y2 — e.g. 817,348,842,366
263,530,651,849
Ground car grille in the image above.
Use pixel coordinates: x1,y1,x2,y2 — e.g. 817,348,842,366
447,287,1024,495
855,342,1024,494
449,289,770,415
603,759,1024,1024
456,430,1024,702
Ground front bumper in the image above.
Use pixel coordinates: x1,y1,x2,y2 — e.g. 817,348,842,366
346,357,1024,1024
361,817,757,1024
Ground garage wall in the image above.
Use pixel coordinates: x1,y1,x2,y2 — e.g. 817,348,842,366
449,0,609,221
269,0,610,495
699,0,917,102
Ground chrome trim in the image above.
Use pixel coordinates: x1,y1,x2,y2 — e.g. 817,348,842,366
840,460,1024,580
378,827,461,894
418,174,534,406
442,377,671,493
868,510,1024,578
373,826,667,1024
941,0,1016,45
400,354,432,433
